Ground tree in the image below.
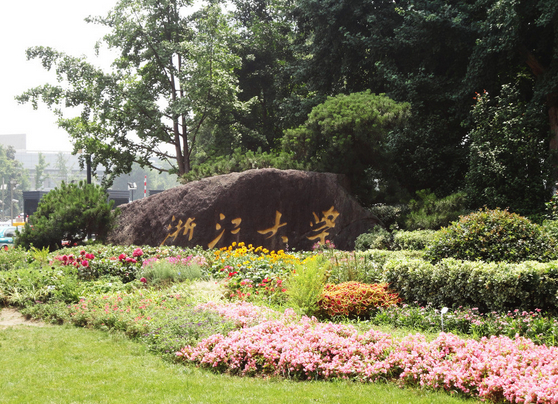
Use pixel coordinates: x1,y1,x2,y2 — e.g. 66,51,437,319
282,91,410,204
465,82,553,217
54,152,70,185
16,0,247,186
291,0,486,196
34,152,50,190
0,145,29,220
15,181,119,251
465,0,558,152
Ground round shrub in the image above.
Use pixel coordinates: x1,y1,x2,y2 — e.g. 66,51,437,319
425,208,558,263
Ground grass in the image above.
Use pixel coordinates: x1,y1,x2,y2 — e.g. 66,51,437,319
0,324,480,404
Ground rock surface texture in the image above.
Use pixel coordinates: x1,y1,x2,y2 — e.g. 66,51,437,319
108,169,380,250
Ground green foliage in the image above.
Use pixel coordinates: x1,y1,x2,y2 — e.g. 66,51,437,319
328,250,424,285
404,190,468,230
15,181,119,251
354,226,393,251
382,258,558,314
546,191,558,220
425,208,558,263
355,229,436,252
286,255,329,316
138,258,203,286
0,265,80,306
392,230,437,251
282,91,410,204
317,282,401,319
0,247,31,271
141,308,237,360
367,204,408,230
371,304,558,346
465,84,553,217
181,148,306,183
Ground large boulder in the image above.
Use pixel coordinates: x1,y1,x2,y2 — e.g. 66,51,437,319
108,169,380,250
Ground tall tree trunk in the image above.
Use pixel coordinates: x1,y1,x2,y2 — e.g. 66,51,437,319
548,93,558,150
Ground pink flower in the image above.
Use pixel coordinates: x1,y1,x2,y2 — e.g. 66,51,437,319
80,250,86,256
132,248,143,257
126,257,137,264
140,277,147,284
118,253,127,262
81,260,89,267
85,253,95,260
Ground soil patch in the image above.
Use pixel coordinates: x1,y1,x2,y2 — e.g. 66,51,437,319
0,307,46,328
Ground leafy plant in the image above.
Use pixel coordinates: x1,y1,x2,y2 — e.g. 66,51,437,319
286,255,329,316
425,208,558,263
16,181,119,251
318,282,401,319
465,83,553,218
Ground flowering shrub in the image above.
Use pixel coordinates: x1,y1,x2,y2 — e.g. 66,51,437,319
178,303,558,403
209,243,305,305
318,282,401,318
53,249,140,283
312,240,336,252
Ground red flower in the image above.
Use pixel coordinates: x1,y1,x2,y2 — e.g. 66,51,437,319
81,260,89,267
118,253,127,262
140,277,147,284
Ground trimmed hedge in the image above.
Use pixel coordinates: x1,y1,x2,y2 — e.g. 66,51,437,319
355,229,436,251
392,230,436,250
381,258,558,314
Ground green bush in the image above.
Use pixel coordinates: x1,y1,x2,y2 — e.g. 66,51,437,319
392,230,437,251
354,226,393,251
355,229,436,252
425,208,558,263
367,204,408,230
382,257,558,314
16,181,119,251
286,255,329,316
403,189,468,230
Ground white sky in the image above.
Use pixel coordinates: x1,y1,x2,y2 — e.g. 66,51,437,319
0,0,118,152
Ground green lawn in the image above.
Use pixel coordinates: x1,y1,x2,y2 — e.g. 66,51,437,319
0,324,479,404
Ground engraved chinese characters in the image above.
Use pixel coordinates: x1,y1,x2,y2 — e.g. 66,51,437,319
161,207,340,249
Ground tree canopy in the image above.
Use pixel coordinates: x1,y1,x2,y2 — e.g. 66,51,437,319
17,0,248,186
16,0,558,216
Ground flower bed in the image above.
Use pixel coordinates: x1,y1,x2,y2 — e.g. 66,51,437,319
179,302,558,404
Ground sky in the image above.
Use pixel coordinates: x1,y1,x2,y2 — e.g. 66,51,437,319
1,0,118,152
